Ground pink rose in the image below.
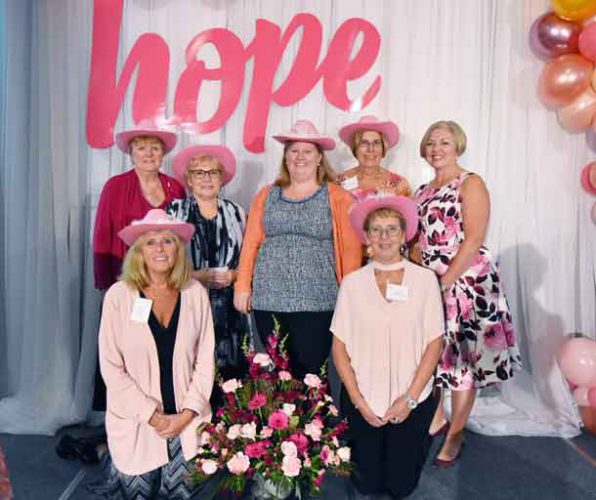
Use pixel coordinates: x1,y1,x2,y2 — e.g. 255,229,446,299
281,440,298,458
268,410,289,430
227,452,250,475
304,374,322,388
200,459,218,475
279,370,292,381
260,426,273,438
227,424,241,440
248,392,267,410
221,379,242,393
281,456,302,477
253,353,272,367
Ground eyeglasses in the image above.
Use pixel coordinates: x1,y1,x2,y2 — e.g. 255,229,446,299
367,225,402,239
358,139,384,150
187,169,222,180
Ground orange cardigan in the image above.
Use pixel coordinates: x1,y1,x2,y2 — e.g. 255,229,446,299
235,183,362,295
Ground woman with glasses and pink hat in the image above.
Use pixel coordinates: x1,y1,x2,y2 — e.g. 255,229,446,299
167,144,250,404
90,209,214,499
234,120,361,379
331,193,444,499
336,115,412,200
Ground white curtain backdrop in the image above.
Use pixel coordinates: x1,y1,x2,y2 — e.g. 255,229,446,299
1,0,594,437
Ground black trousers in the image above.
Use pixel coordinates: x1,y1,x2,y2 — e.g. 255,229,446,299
253,310,333,380
341,387,438,498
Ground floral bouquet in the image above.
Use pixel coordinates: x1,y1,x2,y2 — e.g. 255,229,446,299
191,323,352,499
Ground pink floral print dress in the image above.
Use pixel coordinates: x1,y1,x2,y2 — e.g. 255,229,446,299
415,172,522,390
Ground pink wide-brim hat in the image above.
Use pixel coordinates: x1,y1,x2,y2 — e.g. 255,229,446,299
581,162,596,196
273,119,336,151
115,125,178,154
349,192,418,243
117,209,195,246
339,115,400,149
172,145,237,187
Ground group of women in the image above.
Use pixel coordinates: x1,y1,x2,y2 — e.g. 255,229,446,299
90,116,522,499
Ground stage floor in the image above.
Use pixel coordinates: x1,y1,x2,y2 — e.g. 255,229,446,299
1,429,595,499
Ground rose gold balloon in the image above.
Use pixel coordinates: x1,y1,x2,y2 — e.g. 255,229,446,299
538,53,594,109
529,12,581,59
557,87,596,130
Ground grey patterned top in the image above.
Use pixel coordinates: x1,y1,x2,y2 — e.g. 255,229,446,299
252,185,338,312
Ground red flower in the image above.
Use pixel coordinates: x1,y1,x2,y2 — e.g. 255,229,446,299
248,393,267,410
245,441,268,459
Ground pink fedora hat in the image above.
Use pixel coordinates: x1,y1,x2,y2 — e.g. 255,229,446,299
349,192,418,243
117,209,195,246
339,115,400,149
172,145,237,187
115,123,178,154
273,119,336,151
581,162,596,196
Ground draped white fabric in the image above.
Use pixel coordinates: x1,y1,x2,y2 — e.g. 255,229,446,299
0,0,593,436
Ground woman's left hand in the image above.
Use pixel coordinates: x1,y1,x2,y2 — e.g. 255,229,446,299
155,410,195,439
382,397,411,425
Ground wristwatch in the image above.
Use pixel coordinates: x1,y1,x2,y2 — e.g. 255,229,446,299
403,393,418,410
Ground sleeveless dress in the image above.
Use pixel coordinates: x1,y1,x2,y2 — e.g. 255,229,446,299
336,169,412,201
415,172,522,390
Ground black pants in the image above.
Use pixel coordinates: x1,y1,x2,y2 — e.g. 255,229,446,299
253,310,333,380
341,387,438,499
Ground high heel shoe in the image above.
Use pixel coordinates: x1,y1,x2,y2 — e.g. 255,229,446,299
429,420,450,437
432,443,464,469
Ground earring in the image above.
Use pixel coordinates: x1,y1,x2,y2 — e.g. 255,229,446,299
366,245,374,258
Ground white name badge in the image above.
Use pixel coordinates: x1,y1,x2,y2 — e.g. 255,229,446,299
386,284,408,302
131,298,153,323
341,176,359,191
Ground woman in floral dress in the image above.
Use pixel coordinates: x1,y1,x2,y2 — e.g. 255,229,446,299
414,121,522,467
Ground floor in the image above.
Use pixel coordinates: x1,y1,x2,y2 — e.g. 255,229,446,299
1,429,595,499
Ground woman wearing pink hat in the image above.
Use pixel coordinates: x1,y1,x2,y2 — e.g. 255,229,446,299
414,121,522,467
337,115,412,200
234,120,361,379
167,145,250,400
331,193,444,498
90,209,214,499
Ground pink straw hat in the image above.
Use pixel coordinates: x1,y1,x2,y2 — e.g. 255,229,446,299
349,192,418,243
115,123,178,154
273,120,336,150
581,162,596,196
172,145,237,187
117,209,195,246
339,115,400,149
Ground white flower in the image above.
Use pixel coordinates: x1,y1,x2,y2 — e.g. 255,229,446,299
282,403,296,416
200,431,211,445
241,422,257,440
280,440,298,458
201,459,218,475
303,374,322,388
279,370,292,381
222,378,242,393
227,424,241,440
337,447,351,462
260,426,273,438
304,423,322,442
253,353,272,367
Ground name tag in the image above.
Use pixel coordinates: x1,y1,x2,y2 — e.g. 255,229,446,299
341,176,359,191
131,298,152,323
386,284,408,302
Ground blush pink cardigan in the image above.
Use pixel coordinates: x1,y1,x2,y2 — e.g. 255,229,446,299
99,279,215,475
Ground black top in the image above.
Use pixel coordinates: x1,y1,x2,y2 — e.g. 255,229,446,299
141,290,181,415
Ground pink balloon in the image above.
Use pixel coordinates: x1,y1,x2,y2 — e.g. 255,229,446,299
579,21,596,61
537,54,594,109
573,386,590,405
557,87,596,130
580,161,596,194
530,12,581,59
589,386,596,407
557,337,596,386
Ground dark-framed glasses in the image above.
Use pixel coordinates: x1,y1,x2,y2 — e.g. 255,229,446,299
367,225,402,239
188,169,222,180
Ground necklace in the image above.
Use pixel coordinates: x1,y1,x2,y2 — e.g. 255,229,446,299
373,261,405,271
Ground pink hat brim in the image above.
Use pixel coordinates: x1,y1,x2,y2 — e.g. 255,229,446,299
118,222,195,247
272,134,336,151
581,163,596,196
339,120,400,149
172,145,237,188
349,195,418,243
115,128,178,154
